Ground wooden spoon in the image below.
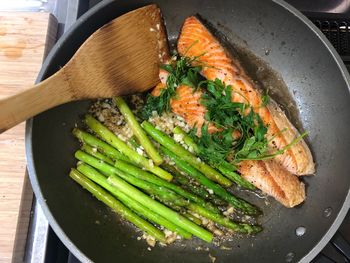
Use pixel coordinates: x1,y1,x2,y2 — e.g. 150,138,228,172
0,4,168,133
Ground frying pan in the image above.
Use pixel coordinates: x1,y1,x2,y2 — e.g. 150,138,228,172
25,0,350,262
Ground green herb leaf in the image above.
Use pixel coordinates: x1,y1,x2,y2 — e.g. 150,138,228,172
261,91,270,107
189,78,270,165
142,56,203,119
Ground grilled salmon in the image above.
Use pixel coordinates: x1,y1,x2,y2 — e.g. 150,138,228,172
239,160,305,207
151,16,310,207
153,76,305,207
154,83,222,135
177,16,315,176
152,69,219,134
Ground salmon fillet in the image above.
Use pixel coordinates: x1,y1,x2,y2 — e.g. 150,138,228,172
239,160,305,207
169,85,206,128
177,16,315,176
154,76,305,207
150,16,308,207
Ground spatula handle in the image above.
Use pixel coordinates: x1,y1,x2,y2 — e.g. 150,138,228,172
0,71,74,133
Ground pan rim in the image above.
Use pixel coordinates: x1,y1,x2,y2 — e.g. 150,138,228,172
271,1,350,262
25,0,350,262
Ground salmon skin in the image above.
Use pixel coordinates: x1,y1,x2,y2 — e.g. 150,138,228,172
177,16,315,176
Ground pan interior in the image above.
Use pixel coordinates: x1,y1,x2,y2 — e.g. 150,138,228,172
27,0,350,262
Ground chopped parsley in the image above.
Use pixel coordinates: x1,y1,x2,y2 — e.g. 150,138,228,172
142,55,203,119
189,125,233,166
189,78,269,166
261,91,270,107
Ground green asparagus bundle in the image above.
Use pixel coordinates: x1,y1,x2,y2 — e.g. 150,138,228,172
73,128,133,164
107,174,213,242
75,150,261,234
161,147,261,216
76,164,192,239
141,121,232,187
75,150,218,214
68,100,263,246
78,145,205,228
117,170,261,234
69,169,166,242
84,115,172,181
161,163,226,206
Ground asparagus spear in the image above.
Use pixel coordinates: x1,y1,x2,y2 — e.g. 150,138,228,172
114,97,163,165
125,176,260,234
81,144,114,165
128,136,140,149
73,128,133,164
111,169,190,207
173,126,255,190
141,121,231,187
76,164,191,239
107,175,213,242
175,175,226,206
188,203,262,234
117,190,192,239
173,126,199,152
159,201,202,226
161,147,261,216
75,149,219,214
69,168,166,242
162,163,226,206
117,169,260,234
114,159,219,213
84,115,172,181
217,163,255,190
182,212,202,225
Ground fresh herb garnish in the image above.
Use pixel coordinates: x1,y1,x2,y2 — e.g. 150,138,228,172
191,78,306,165
189,125,233,166
142,56,203,119
261,91,270,107
188,78,269,166
237,131,308,161
142,85,176,119
144,54,305,166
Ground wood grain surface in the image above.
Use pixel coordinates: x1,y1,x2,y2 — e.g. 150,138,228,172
0,12,57,263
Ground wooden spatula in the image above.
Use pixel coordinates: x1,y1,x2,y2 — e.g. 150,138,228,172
0,4,168,133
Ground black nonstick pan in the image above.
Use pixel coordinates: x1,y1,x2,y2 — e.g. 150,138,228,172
26,0,350,262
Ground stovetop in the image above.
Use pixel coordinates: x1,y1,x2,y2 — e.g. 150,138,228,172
19,1,350,263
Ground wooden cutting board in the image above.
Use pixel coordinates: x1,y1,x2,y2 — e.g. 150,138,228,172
0,12,57,263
